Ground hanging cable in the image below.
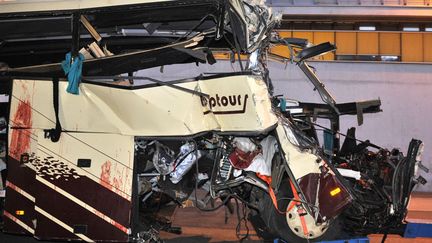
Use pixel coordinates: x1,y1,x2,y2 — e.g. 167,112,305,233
192,140,232,212
294,118,383,150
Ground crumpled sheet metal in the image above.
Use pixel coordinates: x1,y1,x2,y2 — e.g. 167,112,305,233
170,142,202,184
275,121,322,180
298,173,352,220
11,75,278,137
199,75,278,132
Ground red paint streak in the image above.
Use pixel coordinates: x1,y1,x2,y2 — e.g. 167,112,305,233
3,211,19,223
100,160,112,190
5,181,19,193
113,221,129,234
112,176,122,192
9,100,32,160
100,161,131,200
93,208,128,233
112,167,124,194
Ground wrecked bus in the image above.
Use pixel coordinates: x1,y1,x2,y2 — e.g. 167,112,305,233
0,0,426,242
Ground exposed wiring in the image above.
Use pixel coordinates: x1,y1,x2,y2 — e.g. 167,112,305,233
276,197,322,216
233,35,244,71
392,157,406,212
83,75,209,98
295,118,383,150
172,14,216,44
189,139,255,243
234,197,250,242
192,140,232,212
223,31,236,50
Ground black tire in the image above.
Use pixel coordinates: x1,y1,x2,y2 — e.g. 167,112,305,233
254,182,343,243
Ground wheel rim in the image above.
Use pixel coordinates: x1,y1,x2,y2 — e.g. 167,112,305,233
286,204,329,239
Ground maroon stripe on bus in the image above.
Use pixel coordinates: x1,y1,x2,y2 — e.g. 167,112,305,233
8,156,132,227
35,180,129,242
34,211,81,241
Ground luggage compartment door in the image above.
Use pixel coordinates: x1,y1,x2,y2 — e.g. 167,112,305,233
32,131,134,242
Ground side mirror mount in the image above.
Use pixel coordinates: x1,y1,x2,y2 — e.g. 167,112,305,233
297,42,336,62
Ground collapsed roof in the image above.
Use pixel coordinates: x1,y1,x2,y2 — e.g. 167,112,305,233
0,0,276,76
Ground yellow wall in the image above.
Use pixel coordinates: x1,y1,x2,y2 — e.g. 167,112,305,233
358,32,379,55
270,31,292,58
424,33,432,62
314,32,335,60
402,33,423,62
271,30,432,63
335,32,357,55
215,30,432,63
379,33,400,56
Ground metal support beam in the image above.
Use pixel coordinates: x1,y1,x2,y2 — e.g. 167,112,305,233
71,12,80,58
273,6,432,22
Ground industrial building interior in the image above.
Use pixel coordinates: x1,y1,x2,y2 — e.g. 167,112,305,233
0,0,432,243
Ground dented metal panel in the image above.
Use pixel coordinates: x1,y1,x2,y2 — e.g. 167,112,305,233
10,75,278,137
6,78,135,241
275,123,321,179
31,132,134,241
5,130,134,241
5,74,278,241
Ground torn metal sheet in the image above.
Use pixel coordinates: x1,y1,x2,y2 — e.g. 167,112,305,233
10,75,278,136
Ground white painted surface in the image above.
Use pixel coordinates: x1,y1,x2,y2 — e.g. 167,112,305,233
0,0,172,14
337,168,362,180
137,61,432,191
0,95,8,103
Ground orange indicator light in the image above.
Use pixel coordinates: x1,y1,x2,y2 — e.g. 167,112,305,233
330,187,341,196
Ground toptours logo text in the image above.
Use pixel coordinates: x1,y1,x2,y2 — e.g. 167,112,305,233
201,94,249,115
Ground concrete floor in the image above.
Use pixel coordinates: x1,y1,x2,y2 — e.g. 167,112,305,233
1,193,432,242
161,193,432,242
